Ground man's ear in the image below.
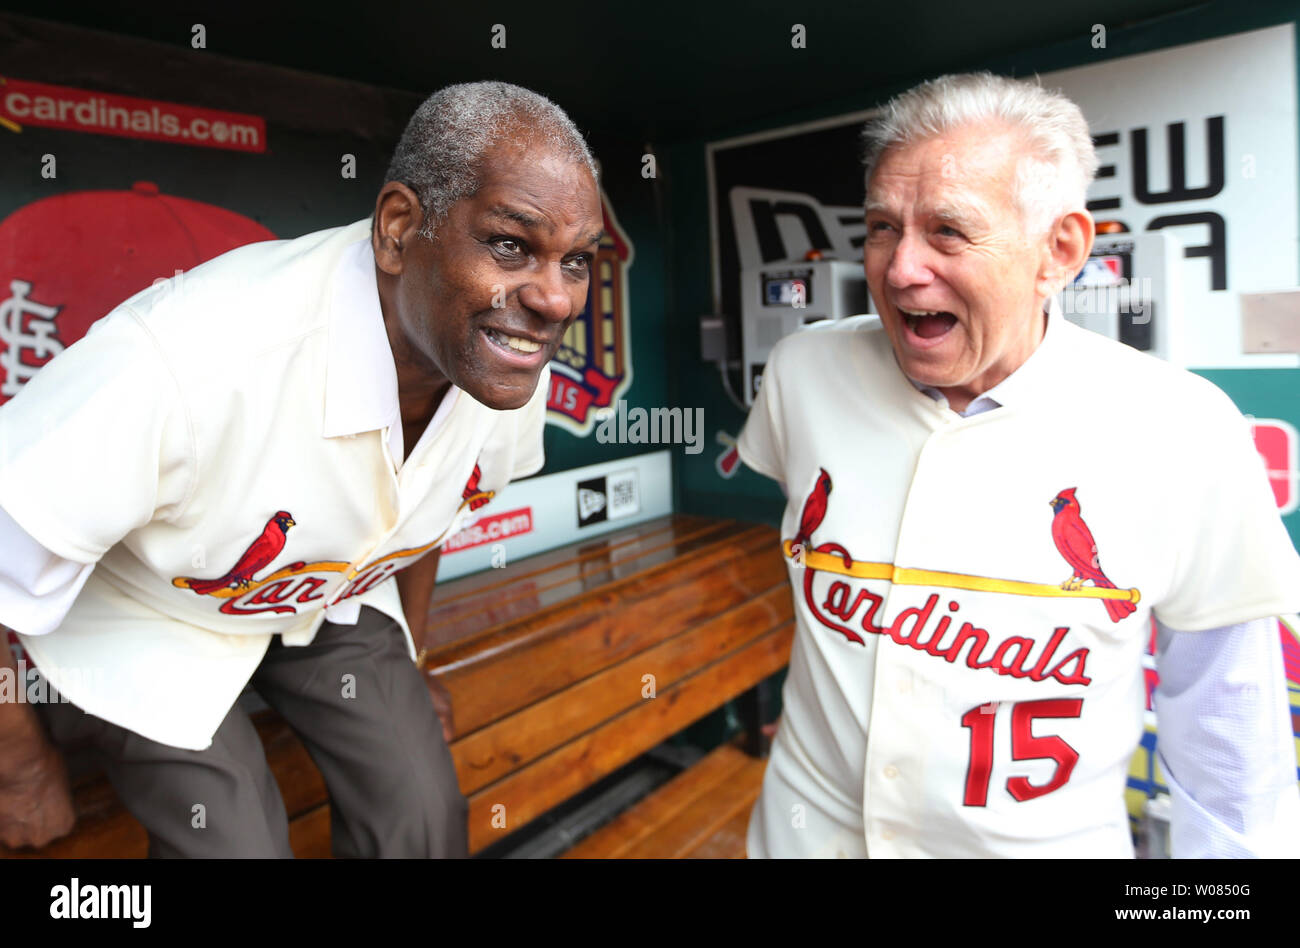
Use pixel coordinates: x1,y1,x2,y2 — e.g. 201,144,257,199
372,183,426,276
1034,209,1095,299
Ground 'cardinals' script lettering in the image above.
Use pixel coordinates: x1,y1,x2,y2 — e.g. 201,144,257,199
804,580,1092,686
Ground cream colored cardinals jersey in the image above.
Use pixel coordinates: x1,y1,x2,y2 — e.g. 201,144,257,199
0,219,547,749
738,304,1300,858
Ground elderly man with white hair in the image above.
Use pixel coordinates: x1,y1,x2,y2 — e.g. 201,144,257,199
739,72,1300,858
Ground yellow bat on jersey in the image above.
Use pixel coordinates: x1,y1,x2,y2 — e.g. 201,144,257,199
782,540,1141,604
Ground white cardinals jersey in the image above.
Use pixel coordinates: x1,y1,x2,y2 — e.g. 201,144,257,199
738,303,1300,857
0,220,547,749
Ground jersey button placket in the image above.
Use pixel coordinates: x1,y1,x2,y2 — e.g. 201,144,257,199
866,424,948,858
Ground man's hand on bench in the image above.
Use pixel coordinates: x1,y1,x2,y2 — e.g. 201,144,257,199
0,634,77,850
0,731,76,850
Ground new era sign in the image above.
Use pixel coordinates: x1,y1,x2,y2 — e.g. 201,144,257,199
576,469,640,528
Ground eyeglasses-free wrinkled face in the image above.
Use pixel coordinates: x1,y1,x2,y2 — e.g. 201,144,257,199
863,122,1057,410
386,141,603,413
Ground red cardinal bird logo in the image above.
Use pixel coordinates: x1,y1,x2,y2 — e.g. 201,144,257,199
1049,488,1135,623
793,468,833,550
461,463,494,512
178,510,296,596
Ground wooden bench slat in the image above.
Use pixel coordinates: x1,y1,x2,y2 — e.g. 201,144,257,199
561,743,755,859
427,527,743,650
425,515,697,605
424,515,722,608
452,584,791,794
620,756,767,859
426,520,771,654
425,515,732,629
467,623,794,853
439,527,786,738
288,804,331,858
426,520,773,669
682,801,755,859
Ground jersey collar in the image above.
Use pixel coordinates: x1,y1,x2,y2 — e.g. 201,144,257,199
981,294,1066,410
322,223,402,457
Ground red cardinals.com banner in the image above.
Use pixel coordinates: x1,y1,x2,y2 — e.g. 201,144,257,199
443,508,534,554
0,77,266,153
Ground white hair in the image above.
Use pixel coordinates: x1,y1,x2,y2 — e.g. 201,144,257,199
385,81,597,240
862,72,1098,238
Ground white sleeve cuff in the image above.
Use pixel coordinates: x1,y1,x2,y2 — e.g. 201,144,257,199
0,504,95,636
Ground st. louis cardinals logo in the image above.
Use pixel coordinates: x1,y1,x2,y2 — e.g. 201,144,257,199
173,488,506,620
0,279,65,398
786,470,1143,686
1048,487,1137,622
0,186,277,406
176,510,296,595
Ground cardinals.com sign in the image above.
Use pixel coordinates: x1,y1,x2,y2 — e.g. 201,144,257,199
0,77,266,152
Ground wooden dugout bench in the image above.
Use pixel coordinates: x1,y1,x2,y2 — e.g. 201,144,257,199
1,514,793,859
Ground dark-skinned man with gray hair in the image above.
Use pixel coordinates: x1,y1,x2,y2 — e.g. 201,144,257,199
0,80,603,857
740,71,1300,858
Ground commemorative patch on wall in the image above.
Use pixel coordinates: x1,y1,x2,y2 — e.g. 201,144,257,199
545,189,634,437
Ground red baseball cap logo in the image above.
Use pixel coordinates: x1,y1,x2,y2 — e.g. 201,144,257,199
0,182,275,403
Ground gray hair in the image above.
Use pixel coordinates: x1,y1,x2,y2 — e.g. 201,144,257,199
385,81,598,239
862,72,1098,237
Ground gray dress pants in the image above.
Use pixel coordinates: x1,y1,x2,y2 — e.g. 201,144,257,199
33,605,468,858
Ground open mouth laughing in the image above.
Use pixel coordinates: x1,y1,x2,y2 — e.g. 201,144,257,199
897,306,959,347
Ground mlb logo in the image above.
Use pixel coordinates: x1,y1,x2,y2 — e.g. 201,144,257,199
1074,254,1126,286
1252,419,1298,515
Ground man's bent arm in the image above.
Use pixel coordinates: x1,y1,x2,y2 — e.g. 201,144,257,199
396,548,442,659
395,549,453,741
